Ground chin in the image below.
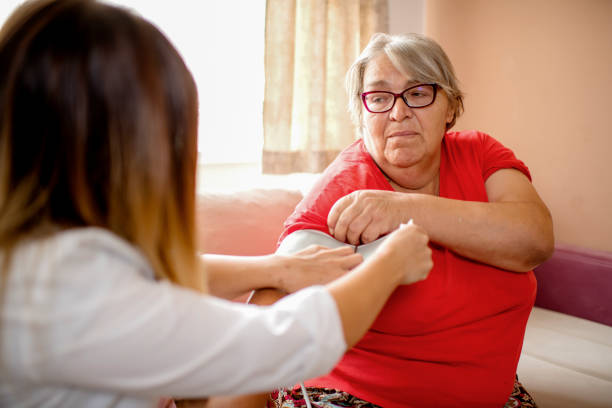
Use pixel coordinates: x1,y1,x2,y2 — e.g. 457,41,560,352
386,158,418,169
386,151,420,168
386,142,422,159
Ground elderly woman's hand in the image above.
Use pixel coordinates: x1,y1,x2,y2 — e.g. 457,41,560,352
328,190,409,245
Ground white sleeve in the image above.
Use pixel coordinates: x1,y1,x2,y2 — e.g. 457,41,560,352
4,233,346,398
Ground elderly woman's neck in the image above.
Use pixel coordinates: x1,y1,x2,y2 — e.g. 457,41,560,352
373,155,441,196
387,171,440,196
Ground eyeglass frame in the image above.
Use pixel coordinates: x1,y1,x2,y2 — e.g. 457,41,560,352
360,83,439,113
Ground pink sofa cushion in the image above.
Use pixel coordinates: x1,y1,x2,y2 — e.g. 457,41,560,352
196,189,303,256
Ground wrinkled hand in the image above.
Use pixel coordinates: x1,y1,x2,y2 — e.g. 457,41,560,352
278,245,363,293
328,190,408,245
375,221,433,285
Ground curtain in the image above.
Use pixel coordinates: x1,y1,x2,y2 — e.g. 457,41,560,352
262,0,388,174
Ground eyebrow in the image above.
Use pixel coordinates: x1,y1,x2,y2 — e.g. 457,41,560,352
363,79,420,90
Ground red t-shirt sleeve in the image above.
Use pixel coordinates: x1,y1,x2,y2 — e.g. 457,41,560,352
478,131,531,181
279,190,336,242
278,140,391,245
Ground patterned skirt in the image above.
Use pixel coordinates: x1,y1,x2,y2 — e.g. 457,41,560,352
268,376,537,408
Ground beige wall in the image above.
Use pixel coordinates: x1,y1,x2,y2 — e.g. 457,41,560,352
388,0,424,34
423,0,612,252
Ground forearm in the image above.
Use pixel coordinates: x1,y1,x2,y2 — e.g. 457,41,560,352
326,255,403,348
405,194,554,271
203,254,281,299
204,246,362,299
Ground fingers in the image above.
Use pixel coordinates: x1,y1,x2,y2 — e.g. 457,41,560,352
298,245,355,257
360,220,390,244
329,192,372,245
345,215,372,246
283,244,363,292
328,190,400,245
344,209,394,245
396,221,433,284
297,244,333,255
324,245,356,255
296,245,321,255
304,246,362,270
327,194,354,238
340,252,363,270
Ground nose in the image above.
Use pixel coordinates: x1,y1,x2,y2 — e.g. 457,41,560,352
389,95,413,121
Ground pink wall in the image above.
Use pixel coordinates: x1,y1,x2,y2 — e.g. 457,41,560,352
424,0,612,252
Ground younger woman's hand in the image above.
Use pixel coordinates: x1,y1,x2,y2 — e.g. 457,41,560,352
277,245,363,293
374,221,433,285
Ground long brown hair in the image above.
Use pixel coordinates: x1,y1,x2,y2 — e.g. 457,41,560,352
0,0,204,291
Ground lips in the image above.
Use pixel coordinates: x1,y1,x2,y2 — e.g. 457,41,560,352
388,130,418,138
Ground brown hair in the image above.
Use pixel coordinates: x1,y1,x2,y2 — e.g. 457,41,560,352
346,33,465,131
0,0,204,290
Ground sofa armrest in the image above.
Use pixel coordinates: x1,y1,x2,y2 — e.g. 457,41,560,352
533,244,612,326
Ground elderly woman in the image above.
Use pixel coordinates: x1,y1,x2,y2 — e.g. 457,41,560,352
255,33,553,408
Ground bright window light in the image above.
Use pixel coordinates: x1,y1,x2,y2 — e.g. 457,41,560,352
104,1,266,165
0,0,266,165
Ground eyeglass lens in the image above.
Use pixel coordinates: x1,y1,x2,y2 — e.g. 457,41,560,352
364,84,435,112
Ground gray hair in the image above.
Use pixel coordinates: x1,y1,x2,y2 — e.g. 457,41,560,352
346,33,464,130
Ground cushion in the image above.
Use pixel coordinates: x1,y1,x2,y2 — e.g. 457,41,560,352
517,307,612,408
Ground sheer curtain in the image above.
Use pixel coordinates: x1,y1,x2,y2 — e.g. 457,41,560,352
262,0,388,174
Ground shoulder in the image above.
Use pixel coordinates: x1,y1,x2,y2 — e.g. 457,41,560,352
1,228,157,382
309,139,386,197
443,130,531,181
444,129,519,161
11,227,154,281
444,129,497,147
321,139,373,181
279,139,384,242
282,140,385,237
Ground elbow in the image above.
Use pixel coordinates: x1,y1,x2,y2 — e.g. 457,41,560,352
519,217,555,272
523,236,554,271
509,245,553,273
535,209,555,263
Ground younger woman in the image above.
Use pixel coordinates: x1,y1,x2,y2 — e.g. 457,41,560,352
0,1,432,407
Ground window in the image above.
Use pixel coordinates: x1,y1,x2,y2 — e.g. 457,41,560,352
102,0,266,165
1,1,319,193
1,0,265,165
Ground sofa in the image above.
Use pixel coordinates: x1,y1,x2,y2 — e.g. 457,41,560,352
516,245,612,408
197,188,612,408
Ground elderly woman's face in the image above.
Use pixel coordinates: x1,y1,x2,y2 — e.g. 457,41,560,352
361,54,453,181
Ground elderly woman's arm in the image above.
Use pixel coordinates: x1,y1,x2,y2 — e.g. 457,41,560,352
327,168,554,272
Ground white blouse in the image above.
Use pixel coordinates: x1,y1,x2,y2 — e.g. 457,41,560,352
0,228,346,408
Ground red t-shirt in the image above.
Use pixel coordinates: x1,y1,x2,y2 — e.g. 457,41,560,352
280,130,537,408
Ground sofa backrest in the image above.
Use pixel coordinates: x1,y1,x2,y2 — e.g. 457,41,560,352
533,244,612,327
196,189,303,256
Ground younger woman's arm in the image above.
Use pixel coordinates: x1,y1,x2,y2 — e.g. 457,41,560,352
203,245,362,299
